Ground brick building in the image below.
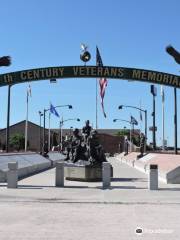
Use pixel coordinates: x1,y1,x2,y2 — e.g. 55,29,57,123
0,120,139,154
0,121,49,151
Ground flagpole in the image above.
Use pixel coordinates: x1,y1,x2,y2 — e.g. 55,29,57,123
162,86,165,150
161,86,165,150
139,100,142,134
6,85,11,153
48,112,51,151
130,123,132,152
96,78,98,129
25,91,28,152
60,116,63,152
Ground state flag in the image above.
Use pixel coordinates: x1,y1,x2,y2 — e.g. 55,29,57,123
50,103,60,118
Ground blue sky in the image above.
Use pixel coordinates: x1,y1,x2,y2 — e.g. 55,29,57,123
0,0,180,146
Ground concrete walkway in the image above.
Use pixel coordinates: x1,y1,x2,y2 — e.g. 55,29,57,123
0,157,180,239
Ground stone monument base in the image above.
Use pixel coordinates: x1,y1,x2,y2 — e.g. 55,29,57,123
65,163,113,182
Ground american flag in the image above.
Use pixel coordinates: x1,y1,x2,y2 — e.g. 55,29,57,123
96,47,107,118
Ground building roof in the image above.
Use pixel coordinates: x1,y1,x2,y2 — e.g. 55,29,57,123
0,120,41,132
0,120,140,136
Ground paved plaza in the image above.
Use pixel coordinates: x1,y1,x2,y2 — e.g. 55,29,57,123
0,157,180,239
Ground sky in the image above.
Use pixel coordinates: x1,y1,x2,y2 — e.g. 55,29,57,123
0,0,180,147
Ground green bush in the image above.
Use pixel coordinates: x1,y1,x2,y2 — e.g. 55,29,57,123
10,133,25,151
116,130,140,146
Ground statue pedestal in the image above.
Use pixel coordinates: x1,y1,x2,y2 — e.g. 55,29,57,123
65,162,113,182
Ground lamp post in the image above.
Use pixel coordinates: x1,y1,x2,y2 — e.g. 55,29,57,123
43,104,72,154
6,84,12,153
59,118,80,152
38,111,43,153
150,85,157,151
166,45,180,154
118,105,147,152
0,56,12,153
113,118,132,152
174,87,177,154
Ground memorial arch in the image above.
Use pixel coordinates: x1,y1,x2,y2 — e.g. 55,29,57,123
0,65,179,88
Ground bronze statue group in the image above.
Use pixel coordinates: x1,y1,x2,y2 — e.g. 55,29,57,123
62,120,107,166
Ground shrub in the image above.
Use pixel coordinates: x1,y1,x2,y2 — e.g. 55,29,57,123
10,133,25,151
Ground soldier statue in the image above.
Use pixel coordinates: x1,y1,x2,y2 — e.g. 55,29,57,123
88,130,106,165
64,123,107,166
71,128,83,163
82,120,92,142
64,134,73,161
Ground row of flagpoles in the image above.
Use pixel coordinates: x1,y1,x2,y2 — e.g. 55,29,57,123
25,85,61,152
24,47,166,152
96,47,166,149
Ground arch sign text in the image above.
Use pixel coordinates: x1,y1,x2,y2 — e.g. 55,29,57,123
0,66,179,88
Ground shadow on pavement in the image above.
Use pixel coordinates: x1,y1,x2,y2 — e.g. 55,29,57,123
112,177,147,182
18,187,43,189
159,188,180,191
18,184,90,189
18,184,54,189
110,186,146,190
96,186,146,190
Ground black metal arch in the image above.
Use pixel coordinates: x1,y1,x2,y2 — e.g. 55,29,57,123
0,65,179,88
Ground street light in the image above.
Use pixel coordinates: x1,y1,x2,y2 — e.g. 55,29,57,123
38,111,43,153
61,118,80,124
150,85,157,151
43,104,73,154
113,118,131,124
113,118,132,152
6,84,12,153
2,56,12,153
59,118,80,152
1,55,12,152
118,104,147,152
166,45,180,154
166,45,180,64
50,79,57,83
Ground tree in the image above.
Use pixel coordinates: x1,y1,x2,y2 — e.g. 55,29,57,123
116,129,130,138
116,129,140,146
10,133,25,151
